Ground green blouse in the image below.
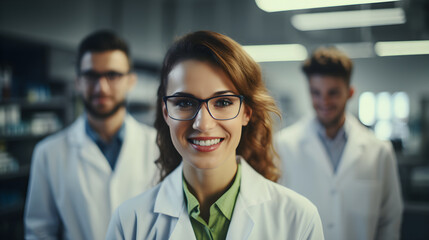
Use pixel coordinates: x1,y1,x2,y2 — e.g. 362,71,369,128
183,164,242,240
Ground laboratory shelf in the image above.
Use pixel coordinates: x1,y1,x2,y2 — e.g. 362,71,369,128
0,134,49,142
0,165,30,182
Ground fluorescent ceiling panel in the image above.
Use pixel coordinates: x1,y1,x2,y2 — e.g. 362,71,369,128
256,0,400,12
243,44,308,62
375,40,429,56
291,8,405,31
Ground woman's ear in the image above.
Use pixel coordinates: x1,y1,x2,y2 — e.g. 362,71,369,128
242,105,252,126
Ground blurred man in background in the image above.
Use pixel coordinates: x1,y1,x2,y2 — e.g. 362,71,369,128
275,47,403,240
24,30,159,240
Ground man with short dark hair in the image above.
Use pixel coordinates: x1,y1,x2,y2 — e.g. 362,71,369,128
24,30,159,240
275,47,403,240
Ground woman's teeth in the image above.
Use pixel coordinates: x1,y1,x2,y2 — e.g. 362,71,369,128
191,139,221,146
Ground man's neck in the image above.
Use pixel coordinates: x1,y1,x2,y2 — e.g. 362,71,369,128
323,115,346,139
87,108,126,142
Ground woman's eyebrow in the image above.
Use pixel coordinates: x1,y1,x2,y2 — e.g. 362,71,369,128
172,90,236,97
212,90,236,96
171,92,194,97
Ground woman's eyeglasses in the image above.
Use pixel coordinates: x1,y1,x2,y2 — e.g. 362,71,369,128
163,95,244,121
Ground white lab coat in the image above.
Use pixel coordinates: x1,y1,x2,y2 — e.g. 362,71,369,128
275,115,403,240
105,156,325,240
24,115,160,240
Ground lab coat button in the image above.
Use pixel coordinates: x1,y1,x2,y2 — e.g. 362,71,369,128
327,223,334,228
331,189,337,195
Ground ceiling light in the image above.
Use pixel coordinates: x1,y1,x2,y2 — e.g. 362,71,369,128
375,40,429,56
256,0,400,12
243,44,308,62
291,8,405,31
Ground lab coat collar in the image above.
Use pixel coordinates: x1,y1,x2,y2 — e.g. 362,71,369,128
153,162,185,218
65,115,111,175
66,114,138,173
67,114,135,147
154,156,269,238
154,156,271,216
335,114,366,178
300,114,367,178
153,161,197,239
67,116,87,146
236,156,271,206
299,117,334,175
226,157,270,239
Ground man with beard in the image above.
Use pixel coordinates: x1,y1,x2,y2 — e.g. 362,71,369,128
275,47,403,240
24,30,159,240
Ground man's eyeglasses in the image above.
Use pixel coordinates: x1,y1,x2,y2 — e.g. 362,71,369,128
163,94,244,121
79,71,129,86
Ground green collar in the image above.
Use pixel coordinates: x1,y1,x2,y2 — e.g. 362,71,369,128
183,163,241,221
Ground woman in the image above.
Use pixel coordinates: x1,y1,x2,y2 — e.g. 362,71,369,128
106,31,324,240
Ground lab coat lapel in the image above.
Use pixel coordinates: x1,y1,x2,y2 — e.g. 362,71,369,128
67,116,111,173
112,116,140,176
168,209,196,240
301,120,334,177
336,116,365,179
226,159,268,239
154,163,196,240
109,116,142,210
225,197,254,240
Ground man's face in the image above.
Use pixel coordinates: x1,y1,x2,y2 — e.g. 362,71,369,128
76,50,136,119
309,74,354,128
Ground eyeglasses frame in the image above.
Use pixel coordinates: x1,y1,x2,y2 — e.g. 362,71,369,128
79,70,130,86
163,94,244,121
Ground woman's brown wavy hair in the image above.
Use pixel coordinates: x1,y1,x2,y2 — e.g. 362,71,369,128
155,31,280,182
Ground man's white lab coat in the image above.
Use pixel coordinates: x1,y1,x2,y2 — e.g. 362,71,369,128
275,115,403,240
24,115,159,240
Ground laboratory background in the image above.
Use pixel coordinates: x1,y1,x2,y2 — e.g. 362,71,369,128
0,0,428,239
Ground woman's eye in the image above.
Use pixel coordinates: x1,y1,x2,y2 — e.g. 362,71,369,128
215,98,233,107
175,99,195,108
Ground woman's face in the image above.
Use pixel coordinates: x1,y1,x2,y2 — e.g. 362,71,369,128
163,60,251,170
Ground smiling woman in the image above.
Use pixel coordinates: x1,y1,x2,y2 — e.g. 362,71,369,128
105,31,325,240
156,31,281,182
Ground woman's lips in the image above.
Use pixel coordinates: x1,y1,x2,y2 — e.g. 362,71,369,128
188,137,224,152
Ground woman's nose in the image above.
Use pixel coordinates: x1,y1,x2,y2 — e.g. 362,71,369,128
192,104,216,132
